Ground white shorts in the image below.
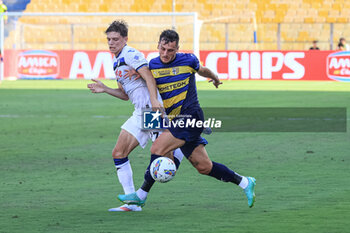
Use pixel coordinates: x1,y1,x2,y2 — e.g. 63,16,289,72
121,109,157,148
121,109,184,163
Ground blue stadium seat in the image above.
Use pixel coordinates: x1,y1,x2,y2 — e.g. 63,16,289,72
3,0,31,38
4,0,31,11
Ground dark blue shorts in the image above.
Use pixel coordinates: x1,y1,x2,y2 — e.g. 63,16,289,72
179,136,208,158
168,108,208,158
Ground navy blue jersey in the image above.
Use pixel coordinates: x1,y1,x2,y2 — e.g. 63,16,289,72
149,53,200,118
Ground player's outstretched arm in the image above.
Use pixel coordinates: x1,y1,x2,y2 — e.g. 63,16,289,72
197,65,223,88
137,66,163,109
87,79,129,101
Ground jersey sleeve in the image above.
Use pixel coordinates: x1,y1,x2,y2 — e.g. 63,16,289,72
149,58,157,70
189,54,200,72
124,49,148,71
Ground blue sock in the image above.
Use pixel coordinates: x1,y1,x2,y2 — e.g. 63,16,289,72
140,154,161,192
113,157,129,169
173,156,180,169
208,161,242,185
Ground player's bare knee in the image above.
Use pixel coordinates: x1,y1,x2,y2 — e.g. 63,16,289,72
150,144,161,155
150,146,157,155
192,161,211,174
112,149,127,159
192,160,212,175
196,165,211,175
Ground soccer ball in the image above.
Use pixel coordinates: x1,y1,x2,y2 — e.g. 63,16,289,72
150,157,176,183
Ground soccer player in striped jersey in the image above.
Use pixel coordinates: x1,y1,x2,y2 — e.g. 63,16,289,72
118,29,256,208
88,21,184,212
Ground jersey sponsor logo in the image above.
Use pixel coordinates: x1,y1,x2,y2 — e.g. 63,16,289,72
17,50,59,79
151,66,195,78
152,69,171,77
157,77,189,94
172,67,179,75
327,51,350,81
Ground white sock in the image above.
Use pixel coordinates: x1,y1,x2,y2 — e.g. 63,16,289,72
136,188,148,200
173,148,184,163
116,161,135,194
239,176,249,189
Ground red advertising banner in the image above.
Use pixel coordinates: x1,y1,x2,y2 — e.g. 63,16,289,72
4,49,350,81
4,49,159,80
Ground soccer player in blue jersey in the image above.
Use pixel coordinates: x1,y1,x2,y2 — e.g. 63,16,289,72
118,29,256,208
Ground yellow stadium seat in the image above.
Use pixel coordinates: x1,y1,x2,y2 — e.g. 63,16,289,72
12,0,348,50
304,18,315,23
99,4,108,12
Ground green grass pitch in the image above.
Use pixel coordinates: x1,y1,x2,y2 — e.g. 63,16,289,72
0,80,349,233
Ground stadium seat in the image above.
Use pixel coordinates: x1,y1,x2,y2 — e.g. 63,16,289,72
4,0,350,51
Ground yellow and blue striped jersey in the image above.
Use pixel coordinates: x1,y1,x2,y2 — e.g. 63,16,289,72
150,53,200,118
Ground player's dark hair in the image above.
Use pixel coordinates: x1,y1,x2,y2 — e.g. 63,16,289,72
158,29,179,46
105,20,128,37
